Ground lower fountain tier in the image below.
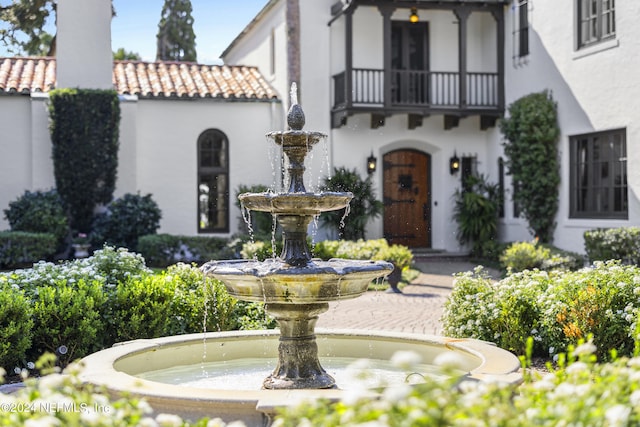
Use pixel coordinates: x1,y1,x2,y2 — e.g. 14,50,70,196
202,258,393,303
79,330,523,426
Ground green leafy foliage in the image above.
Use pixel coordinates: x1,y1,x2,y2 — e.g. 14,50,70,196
164,263,239,334
107,274,176,343
156,0,197,62
231,301,278,330
92,193,162,251
442,261,640,359
313,238,413,270
236,184,274,239
3,189,69,247
1,355,212,426
29,278,107,366
138,233,233,267
500,240,585,273
584,226,640,264
48,89,121,232
274,339,640,427
0,247,274,368
500,90,560,243
319,167,383,241
0,282,33,370
113,47,141,60
240,239,283,261
0,231,57,269
452,174,501,258
0,0,55,55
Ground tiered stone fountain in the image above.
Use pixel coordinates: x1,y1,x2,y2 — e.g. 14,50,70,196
79,88,522,426
201,87,394,390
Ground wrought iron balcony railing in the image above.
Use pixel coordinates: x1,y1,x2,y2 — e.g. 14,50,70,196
333,68,501,110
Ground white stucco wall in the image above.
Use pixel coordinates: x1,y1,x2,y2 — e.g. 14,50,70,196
500,0,640,253
0,94,280,238
133,99,280,236
0,96,33,230
208,0,640,254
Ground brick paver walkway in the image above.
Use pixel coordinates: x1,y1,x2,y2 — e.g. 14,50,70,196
316,259,498,335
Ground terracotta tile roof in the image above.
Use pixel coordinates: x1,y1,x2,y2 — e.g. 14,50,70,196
0,57,278,101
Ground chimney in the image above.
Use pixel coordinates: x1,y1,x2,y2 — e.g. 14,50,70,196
56,0,113,89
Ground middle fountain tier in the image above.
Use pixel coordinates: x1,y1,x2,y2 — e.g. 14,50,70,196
202,88,393,390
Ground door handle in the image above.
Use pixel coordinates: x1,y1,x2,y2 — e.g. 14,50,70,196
423,203,429,221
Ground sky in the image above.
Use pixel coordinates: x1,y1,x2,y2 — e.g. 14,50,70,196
111,0,269,64
0,0,270,64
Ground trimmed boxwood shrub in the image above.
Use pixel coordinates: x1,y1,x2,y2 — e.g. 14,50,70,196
3,189,69,247
312,238,413,271
107,274,177,343
500,240,585,273
91,193,161,251
0,231,57,269
137,233,232,267
29,278,107,367
165,263,239,334
0,282,33,370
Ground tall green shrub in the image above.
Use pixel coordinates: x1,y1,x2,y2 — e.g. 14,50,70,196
319,167,383,240
500,90,560,243
48,89,120,233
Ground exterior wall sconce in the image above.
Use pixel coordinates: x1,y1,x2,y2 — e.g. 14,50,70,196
409,7,419,23
450,151,460,175
367,151,377,174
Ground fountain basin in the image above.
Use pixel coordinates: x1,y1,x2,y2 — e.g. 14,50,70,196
201,258,393,303
79,330,522,426
239,191,353,215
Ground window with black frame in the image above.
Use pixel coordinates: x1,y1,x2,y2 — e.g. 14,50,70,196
577,0,615,49
197,129,229,232
570,128,627,219
513,0,529,60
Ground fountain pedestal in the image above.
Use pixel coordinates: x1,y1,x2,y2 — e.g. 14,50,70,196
263,303,334,389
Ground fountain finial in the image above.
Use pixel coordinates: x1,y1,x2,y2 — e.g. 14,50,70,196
287,82,305,130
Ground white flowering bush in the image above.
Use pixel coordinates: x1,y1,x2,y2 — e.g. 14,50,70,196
442,261,640,359
0,355,235,426
274,341,640,426
585,226,640,265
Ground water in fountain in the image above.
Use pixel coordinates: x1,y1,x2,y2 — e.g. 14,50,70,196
201,84,394,389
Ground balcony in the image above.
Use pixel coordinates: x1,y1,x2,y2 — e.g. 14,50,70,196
332,68,503,129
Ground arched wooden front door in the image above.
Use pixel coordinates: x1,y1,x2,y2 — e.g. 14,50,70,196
383,149,431,248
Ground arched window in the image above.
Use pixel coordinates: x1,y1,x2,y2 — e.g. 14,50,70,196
197,129,229,233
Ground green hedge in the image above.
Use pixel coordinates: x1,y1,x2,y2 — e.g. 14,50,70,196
313,238,413,270
584,226,640,264
137,233,232,267
0,246,272,372
0,231,57,269
3,189,69,248
0,282,33,369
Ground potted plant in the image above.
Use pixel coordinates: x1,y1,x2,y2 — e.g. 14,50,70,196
71,232,91,258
